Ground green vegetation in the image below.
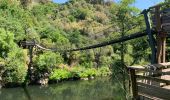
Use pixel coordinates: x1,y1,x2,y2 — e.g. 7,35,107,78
49,67,111,81
0,0,162,87
0,28,27,84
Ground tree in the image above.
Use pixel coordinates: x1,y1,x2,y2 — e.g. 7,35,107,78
0,28,27,84
33,51,63,82
111,0,145,66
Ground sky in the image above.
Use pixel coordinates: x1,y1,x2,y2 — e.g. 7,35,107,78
53,0,164,10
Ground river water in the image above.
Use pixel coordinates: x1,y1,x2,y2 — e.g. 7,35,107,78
0,77,126,100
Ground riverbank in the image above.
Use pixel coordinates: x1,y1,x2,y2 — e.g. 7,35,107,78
49,67,112,84
0,66,112,88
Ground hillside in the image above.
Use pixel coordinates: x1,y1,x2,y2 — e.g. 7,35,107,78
0,0,149,86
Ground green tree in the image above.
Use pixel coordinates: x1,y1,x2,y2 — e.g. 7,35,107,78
0,28,27,84
34,51,63,72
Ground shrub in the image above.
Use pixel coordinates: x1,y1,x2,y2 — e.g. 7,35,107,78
50,69,71,81
34,51,63,72
70,67,84,78
79,68,98,78
72,8,93,20
0,28,27,84
98,67,112,76
4,49,27,84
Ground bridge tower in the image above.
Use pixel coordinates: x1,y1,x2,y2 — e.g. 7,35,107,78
143,3,170,64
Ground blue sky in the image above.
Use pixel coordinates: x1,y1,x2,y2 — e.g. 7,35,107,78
53,0,164,10
132,0,164,9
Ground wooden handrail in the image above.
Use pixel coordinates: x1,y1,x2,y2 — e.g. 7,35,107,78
127,66,145,70
127,62,170,70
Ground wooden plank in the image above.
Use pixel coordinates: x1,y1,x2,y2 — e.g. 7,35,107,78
139,93,164,100
129,69,170,76
161,8,170,13
159,62,170,66
139,71,170,76
156,71,170,75
161,17,170,23
163,85,170,89
136,75,170,84
151,63,170,69
127,66,145,70
138,82,170,100
162,25,170,32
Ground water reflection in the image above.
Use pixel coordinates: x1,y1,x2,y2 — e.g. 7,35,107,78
0,77,125,100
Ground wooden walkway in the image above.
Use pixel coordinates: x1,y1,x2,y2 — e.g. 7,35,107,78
128,62,170,100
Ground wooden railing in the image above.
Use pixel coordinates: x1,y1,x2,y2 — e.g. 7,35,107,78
128,63,170,100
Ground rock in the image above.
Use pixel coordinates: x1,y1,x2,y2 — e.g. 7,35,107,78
81,78,89,80
38,78,49,85
89,76,94,79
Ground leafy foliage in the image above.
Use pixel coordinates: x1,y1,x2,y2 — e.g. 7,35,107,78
0,28,27,84
0,0,157,85
34,51,63,71
50,69,72,80
49,66,112,81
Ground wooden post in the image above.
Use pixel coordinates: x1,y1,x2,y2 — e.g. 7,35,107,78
162,34,166,63
29,46,33,64
155,6,162,63
129,68,138,100
155,6,166,63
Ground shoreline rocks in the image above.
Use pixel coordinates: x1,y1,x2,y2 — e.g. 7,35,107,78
37,78,49,86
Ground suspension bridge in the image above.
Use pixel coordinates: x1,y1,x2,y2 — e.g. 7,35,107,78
20,2,170,100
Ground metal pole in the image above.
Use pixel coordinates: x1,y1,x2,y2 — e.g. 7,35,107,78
142,9,157,64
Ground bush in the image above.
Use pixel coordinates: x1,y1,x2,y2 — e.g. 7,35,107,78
34,51,63,72
50,69,71,81
98,67,112,76
3,49,27,84
0,28,27,84
49,67,106,81
71,8,93,20
70,67,84,78
79,68,98,78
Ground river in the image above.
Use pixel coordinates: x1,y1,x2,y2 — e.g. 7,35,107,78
0,77,126,100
